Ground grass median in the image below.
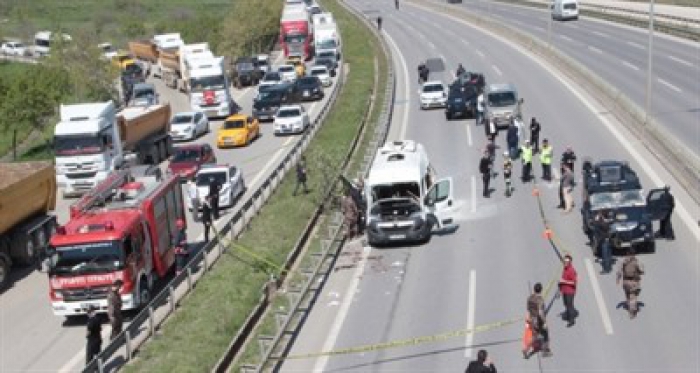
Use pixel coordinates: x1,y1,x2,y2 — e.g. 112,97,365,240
124,0,386,371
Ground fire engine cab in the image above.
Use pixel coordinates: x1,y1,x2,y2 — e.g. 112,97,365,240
47,169,185,317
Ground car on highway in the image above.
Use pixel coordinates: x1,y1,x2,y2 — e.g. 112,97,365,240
256,54,271,74
130,82,159,107
420,81,448,110
217,114,260,148
231,56,264,88
294,76,324,101
552,0,579,20
273,105,310,135
484,83,520,129
309,65,332,87
192,164,246,209
253,83,298,121
315,50,338,76
1,41,27,56
580,160,671,254
445,83,478,120
259,71,282,91
167,143,217,180
278,64,298,82
169,111,209,141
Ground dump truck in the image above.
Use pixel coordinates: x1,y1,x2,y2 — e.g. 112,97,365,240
152,33,184,83
54,101,172,196
48,168,185,317
128,40,159,64
0,162,58,290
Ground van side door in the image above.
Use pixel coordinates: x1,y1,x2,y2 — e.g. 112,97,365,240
424,177,455,230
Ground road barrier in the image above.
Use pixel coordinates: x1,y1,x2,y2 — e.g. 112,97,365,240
82,48,347,373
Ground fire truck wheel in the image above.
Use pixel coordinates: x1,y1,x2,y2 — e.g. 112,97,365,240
0,256,9,290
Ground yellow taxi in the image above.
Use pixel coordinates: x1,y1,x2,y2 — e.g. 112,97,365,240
217,114,260,148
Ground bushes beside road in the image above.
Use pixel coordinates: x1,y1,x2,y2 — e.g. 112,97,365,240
124,0,387,371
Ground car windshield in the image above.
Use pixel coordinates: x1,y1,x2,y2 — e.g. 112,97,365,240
423,84,443,93
279,66,294,73
172,148,201,162
564,3,577,9
54,135,104,156
488,91,516,107
371,182,421,202
12,42,25,48
298,77,318,86
278,109,301,118
318,39,337,49
190,75,226,91
317,52,335,60
223,119,246,129
263,72,280,81
49,241,123,275
590,190,646,210
197,171,227,187
171,114,193,124
310,68,327,75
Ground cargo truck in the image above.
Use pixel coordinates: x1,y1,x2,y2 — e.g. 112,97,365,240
312,13,340,59
280,6,312,61
47,169,185,317
151,33,184,80
54,101,172,197
188,55,234,118
0,162,58,290
178,43,215,93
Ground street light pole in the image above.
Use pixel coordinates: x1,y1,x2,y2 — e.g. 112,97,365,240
645,0,655,125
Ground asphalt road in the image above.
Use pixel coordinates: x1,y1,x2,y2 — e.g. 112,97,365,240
0,51,339,372
461,0,700,159
281,1,700,372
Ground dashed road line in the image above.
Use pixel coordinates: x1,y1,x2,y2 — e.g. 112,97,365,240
591,30,609,38
427,41,436,49
476,49,485,58
588,46,603,54
621,60,640,71
466,120,473,147
584,258,614,335
657,78,682,93
464,269,477,358
668,55,693,67
626,41,645,49
492,65,503,76
559,35,573,42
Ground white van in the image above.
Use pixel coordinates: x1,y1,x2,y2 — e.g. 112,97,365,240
363,140,454,246
34,31,72,57
551,0,579,21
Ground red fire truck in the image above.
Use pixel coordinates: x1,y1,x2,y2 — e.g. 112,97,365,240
47,169,185,317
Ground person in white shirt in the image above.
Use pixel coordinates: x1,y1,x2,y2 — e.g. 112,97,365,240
476,92,485,125
187,178,200,222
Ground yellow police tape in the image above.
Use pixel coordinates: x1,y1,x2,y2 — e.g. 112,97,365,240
211,227,287,275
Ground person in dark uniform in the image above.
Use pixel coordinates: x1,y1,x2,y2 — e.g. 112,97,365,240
395,0,400,10
293,156,309,195
529,117,541,154
208,178,220,220
465,349,497,372
560,146,577,175
85,305,103,365
377,16,382,30
174,219,188,275
656,187,675,240
592,210,614,273
201,196,213,243
479,152,492,198
107,280,123,340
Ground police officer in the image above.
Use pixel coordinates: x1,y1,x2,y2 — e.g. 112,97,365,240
376,16,382,31
479,152,492,198
506,123,519,161
529,117,541,154
520,140,533,183
592,210,614,273
456,63,466,77
85,305,103,365
201,196,213,243
540,139,553,182
656,186,675,240
208,178,220,220
107,280,123,340
617,248,644,318
560,146,577,175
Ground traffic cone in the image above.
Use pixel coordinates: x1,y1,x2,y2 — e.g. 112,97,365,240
532,188,540,197
543,228,553,240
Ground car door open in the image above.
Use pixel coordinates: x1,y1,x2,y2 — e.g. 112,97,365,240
424,177,454,230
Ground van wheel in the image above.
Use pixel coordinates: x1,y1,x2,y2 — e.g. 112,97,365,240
0,256,10,290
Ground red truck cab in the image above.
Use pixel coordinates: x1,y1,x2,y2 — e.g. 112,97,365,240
280,17,312,61
48,170,185,317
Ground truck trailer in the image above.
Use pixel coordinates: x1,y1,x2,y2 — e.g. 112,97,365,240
48,169,185,317
0,162,57,290
54,101,172,196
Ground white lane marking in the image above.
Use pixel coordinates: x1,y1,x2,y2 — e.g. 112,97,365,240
427,41,436,49
588,46,603,54
668,55,693,67
592,30,609,38
471,176,477,213
533,26,545,32
568,24,579,29
466,121,473,147
657,78,682,93
417,32,427,40
314,245,372,372
626,41,645,49
384,32,412,140
559,35,573,42
584,258,614,335
492,65,503,76
476,49,485,58
621,60,640,71
462,39,471,46
410,0,700,243
464,269,477,358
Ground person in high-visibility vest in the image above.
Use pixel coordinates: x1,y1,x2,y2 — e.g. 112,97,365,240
540,138,553,181
521,140,533,182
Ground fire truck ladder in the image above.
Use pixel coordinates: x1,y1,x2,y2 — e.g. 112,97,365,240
69,169,133,219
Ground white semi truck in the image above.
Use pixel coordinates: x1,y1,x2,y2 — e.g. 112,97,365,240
312,13,340,59
186,54,234,118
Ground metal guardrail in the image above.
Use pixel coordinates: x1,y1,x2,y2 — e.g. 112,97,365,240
82,50,347,373
0,53,39,64
234,1,397,372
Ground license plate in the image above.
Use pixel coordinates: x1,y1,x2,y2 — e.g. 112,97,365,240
389,234,406,240
206,110,217,117
81,302,97,310
303,92,310,97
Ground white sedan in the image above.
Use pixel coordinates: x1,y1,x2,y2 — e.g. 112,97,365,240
309,65,332,87
420,81,448,110
278,64,297,83
1,41,26,56
169,111,210,141
192,164,246,209
273,105,310,135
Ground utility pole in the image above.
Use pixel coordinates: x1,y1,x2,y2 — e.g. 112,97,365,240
645,0,655,125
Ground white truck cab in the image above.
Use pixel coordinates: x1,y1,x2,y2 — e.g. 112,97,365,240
364,140,454,246
313,13,340,59
54,102,123,196
551,0,579,20
187,55,233,118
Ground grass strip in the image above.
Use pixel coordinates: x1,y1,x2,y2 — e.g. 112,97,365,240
123,0,382,371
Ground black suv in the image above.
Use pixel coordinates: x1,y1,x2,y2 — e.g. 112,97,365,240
232,56,264,88
445,83,478,120
293,76,324,101
252,83,298,121
581,160,671,254
315,51,338,76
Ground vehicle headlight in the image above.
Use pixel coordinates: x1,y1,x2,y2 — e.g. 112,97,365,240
313,87,320,93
